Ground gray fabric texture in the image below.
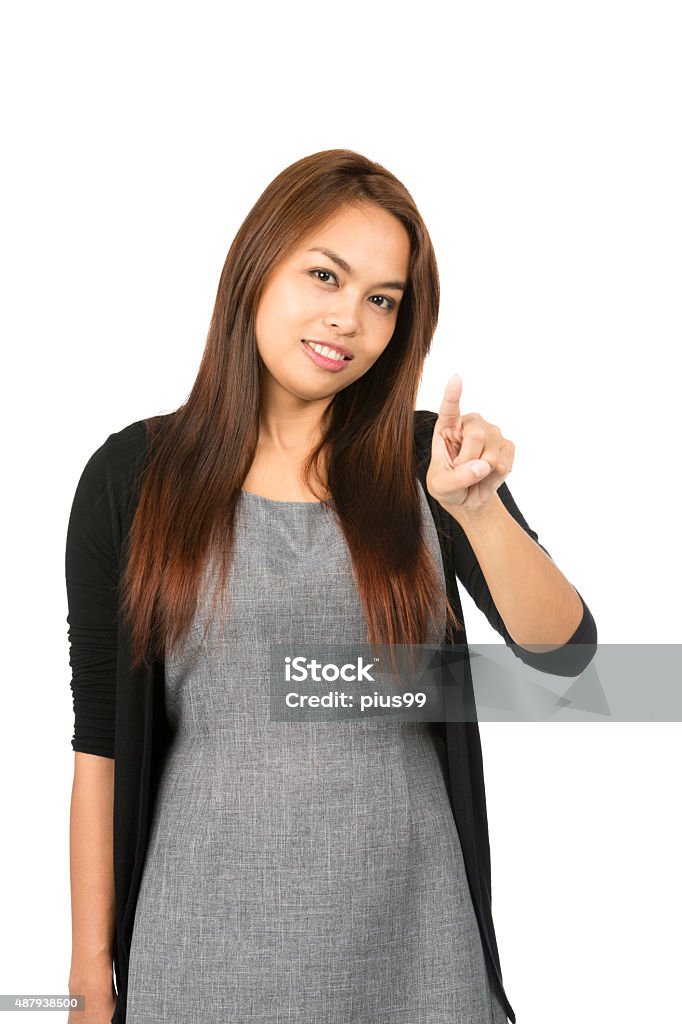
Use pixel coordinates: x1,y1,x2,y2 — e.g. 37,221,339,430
126,484,509,1023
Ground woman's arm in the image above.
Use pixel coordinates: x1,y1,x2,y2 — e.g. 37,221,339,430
65,435,121,1020
445,490,584,651
67,753,116,1016
446,479,598,676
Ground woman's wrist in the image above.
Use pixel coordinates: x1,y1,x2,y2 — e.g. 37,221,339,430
68,955,114,993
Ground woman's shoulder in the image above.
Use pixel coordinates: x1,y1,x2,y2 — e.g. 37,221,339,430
105,417,151,470
413,408,437,433
413,410,438,469
102,411,171,469
74,413,171,505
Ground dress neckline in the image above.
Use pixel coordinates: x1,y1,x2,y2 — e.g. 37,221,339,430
240,489,326,507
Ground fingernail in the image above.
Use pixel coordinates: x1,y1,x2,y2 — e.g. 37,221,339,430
471,460,490,478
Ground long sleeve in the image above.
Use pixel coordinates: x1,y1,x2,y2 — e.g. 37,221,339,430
452,479,598,677
65,434,119,758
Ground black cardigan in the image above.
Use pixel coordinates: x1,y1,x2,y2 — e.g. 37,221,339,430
65,411,598,1024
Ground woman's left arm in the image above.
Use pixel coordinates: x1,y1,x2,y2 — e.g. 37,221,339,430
443,491,583,652
425,373,593,654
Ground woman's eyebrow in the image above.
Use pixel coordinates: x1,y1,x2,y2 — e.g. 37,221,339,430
306,246,406,292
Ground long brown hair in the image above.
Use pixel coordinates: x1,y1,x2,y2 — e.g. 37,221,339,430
120,148,462,674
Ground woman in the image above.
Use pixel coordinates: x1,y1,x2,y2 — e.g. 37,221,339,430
66,148,597,1024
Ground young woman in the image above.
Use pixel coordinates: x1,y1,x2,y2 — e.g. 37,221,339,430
66,148,597,1024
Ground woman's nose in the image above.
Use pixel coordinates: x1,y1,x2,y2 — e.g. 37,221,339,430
324,303,360,335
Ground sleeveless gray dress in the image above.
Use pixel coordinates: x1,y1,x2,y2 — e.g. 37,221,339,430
125,484,509,1023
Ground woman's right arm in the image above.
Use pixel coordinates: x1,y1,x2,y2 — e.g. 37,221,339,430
65,434,120,1022
67,753,116,1021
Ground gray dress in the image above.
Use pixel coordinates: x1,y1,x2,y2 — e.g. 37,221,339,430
126,485,509,1024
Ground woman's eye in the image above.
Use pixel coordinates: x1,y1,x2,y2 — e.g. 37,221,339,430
370,295,396,311
310,269,337,284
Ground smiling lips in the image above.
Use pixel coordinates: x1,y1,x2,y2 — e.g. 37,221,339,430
301,339,354,372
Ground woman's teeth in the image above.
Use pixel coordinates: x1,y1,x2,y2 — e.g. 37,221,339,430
303,341,348,362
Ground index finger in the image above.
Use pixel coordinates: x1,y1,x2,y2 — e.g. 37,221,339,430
435,373,463,429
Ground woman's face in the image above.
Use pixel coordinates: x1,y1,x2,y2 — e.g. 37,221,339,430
254,202,411,406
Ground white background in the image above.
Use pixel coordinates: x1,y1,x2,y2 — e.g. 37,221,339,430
1,1,680,1021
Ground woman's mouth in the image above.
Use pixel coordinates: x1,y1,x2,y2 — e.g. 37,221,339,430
301,339,353,372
